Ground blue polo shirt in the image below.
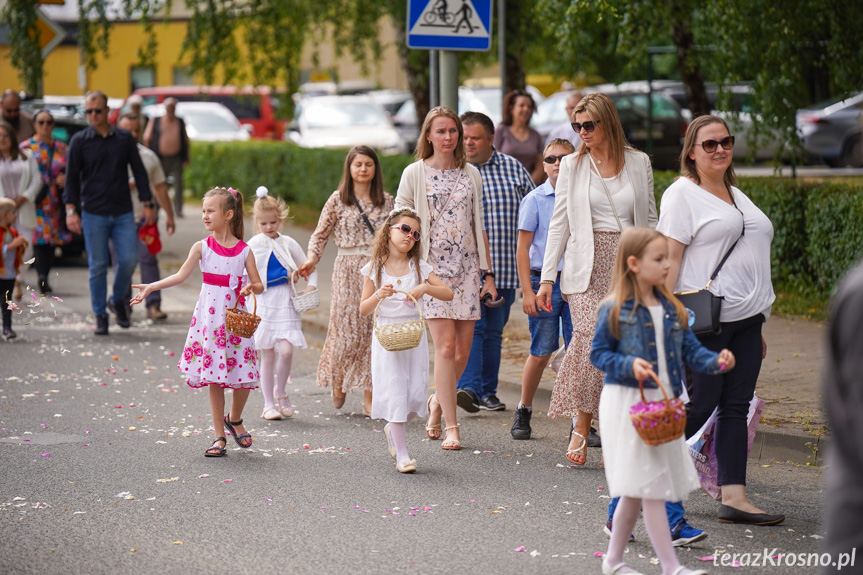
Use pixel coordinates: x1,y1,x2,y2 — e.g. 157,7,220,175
64,125,151,216
518,179,563,272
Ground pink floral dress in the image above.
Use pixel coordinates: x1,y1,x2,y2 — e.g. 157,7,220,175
179,236,259,389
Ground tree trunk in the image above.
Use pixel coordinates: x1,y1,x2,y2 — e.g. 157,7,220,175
668,0,709,117
503,0,527,95
391,15,430,127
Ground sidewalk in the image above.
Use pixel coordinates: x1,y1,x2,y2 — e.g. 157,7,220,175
154,202,828,465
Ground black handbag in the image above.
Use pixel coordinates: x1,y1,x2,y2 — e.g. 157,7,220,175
675,192,745,336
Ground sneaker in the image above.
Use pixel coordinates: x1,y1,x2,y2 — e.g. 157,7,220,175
479,394,506,411
510,406,532,439
109,299,131,328
604,521,636,542
456,389,480,413
671,520,707,547
2,327,17,341
588,426,602,448
95,313,109,336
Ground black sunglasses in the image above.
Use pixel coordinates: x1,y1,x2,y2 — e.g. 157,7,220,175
543,154,570,164
571,120,600,133
698,136,735,153
85,108,104,115
391,223,420,242
36,119,54,126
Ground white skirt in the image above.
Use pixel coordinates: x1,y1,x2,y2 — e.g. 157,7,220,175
370,315,429,423
599,383,701,501
253,282,308,350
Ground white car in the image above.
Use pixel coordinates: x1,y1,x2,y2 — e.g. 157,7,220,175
142,101,251,142
284,95,407,155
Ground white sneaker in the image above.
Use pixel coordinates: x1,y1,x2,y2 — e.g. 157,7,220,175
261,406,283,420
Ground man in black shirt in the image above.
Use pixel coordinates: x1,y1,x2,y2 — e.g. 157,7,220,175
64,90,154,335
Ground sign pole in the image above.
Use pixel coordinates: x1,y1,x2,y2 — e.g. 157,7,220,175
429,50,439,108
439,50,459,112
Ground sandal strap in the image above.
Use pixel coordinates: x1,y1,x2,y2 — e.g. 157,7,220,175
226,417,243,426
444,424,460,430
211,437,227,444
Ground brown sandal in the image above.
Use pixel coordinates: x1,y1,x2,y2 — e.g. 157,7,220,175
425,395,442,440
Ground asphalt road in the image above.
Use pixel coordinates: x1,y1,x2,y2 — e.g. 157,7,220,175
0,225,828,575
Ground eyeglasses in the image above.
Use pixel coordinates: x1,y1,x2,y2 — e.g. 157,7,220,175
697,136,735,153
36,120,54,126
571,120,600,133
0,133,10,140
391,223,420,242
543,154,570,164
85,108,104,115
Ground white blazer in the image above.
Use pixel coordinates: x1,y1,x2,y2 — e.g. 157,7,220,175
0,150,42,230
541,149,657,294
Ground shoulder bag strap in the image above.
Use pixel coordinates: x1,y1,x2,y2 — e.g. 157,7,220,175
705,188,746,289
353,198,377,235
588,153,623,232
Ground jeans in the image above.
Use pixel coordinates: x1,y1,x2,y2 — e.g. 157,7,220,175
608,497,685,529
457,287,516,400
82,211,138,316
685,314,764,486
527,277,573,356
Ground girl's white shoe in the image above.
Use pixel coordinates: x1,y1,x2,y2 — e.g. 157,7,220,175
601,558,646,575
396,459,417,473
275,395,294,418
261,405,283,420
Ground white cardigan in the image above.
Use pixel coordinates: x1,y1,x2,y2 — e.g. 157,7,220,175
394,159,490,272
247,232,318,293
0,150,42,229
541,149,657,294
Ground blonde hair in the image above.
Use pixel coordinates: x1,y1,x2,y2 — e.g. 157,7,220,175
544,138,576,155
0,197,16,215
252,194,290,234
681,115,737,190
204,187,245,239
604,227,688,339
368,210,423,288
415,106,466,169
572,93,633,174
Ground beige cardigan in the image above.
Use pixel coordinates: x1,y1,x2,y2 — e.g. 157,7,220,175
394,159,490,272
541,149,657,294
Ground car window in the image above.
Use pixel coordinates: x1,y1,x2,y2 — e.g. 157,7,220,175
303,102,388,129
172,94,262,119
626,94,679,119
181,111,240,133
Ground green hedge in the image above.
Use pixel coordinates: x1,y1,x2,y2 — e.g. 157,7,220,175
187,144,863,315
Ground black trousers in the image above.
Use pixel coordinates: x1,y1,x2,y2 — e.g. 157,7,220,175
0,278,14,329
684,313,764,486
32,244,55,278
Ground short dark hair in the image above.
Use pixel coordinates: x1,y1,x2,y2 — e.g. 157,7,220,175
501,90,536,126
85,90,108,106
459,111,494,138
118,113,139,124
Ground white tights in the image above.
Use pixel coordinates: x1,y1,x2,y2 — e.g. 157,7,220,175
387,413,417,464
259,340,294,408
607,497,682,575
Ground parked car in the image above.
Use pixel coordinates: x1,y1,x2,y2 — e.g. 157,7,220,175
111,85,286,139
284,95,407,155
142,102,251,142
20,96,89,144
797,92,863,167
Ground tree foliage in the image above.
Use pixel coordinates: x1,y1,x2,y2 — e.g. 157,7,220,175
2,0,43,96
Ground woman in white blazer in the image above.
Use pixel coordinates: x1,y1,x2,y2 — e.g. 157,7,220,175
536,93,657,465
0,121,41,298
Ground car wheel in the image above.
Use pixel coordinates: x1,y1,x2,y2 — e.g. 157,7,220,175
841,135,863,168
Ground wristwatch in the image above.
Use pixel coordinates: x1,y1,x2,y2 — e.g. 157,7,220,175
481,270,495,281
66,208,77,217
142,201,155,209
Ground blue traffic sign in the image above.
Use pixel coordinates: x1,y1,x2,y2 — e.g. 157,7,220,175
407,0,493,51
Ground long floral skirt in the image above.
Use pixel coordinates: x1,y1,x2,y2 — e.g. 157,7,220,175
547,231,620,419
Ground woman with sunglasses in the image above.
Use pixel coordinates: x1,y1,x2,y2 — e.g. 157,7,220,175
394,106,495,451
536,93,657,466
0,121,41,300
494,90,545,185
300,146,394,416
19,110,70,294
657,115,783,526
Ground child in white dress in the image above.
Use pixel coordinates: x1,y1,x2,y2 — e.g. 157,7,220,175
359,209,452,473
131,187,264,457
590,228,735,575
248,187,318,420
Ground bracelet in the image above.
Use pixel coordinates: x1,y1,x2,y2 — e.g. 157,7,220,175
374,292,383,301
539,279,554,285
481,270,495,281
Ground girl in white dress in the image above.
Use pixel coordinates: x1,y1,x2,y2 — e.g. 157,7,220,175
359,209,452,473
248,187,318,420
590,228,735,575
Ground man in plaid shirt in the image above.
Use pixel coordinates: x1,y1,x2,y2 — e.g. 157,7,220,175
456,111,535,412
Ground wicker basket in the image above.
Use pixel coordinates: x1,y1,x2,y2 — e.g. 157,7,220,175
373,289,425,352
290,271,320,313
629,373,687,446
225,292,261,339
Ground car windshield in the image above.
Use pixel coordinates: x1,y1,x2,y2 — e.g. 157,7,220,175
181,111,239,133
304,102,388,129
614,94,680,119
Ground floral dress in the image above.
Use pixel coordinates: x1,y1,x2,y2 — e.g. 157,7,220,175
423,164,481,320
19,137,71,246
179,236,259,389
307,191,394,393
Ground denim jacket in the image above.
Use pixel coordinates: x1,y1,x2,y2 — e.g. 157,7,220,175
590,291,723,396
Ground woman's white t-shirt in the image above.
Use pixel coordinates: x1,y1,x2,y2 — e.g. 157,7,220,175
657,177,775,323
589,169,635,231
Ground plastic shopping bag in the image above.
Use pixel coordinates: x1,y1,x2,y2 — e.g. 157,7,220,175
686,395,765,500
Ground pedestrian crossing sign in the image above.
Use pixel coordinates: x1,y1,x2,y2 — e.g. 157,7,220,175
407,0,493,51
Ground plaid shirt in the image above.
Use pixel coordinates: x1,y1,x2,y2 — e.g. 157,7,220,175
476,149,535,289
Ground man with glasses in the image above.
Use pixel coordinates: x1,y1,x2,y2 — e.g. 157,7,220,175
456,111,534,413
64,90,154,335
545,91,583,149
1,89,35,142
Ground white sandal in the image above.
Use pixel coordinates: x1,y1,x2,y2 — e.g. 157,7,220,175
275,394,294,418
261,405,283,420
